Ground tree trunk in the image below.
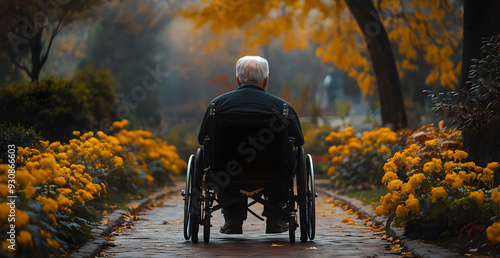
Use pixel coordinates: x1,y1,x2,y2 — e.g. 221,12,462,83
345,0,407,130
30,31,43,82
461,0,500,88
461,0,500,185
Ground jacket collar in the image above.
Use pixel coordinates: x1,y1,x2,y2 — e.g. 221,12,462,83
237,84,265,91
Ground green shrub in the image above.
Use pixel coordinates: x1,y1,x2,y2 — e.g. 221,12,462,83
0,123,44,163
0,67,118,142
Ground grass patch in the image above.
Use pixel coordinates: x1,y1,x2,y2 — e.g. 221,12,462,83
344,187,390,206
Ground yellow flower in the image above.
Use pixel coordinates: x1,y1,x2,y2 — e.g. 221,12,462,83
0,184,9,198
2,239,14,253
47,238,60,250
361,147,373,154
76,189,94,204
470,190,485,204
383,162,397,173
445,173,463,188
387,179,403,191
405,194,419,211
381,172,398,184
405,157,421,166
37,196,59,213
340,149,351,157
440,150,454,159
431,187,447,203
380,192,400,211
17,230,33,247
453,150,468,161
330,156,343,164
479,168,494,183
146,173,155,183
344,126,354,138
492,188,500,205
97,131,107,139
57,188,72,196
14,209,29,228
57,194,74,208
396,204,409,218
401,182,415,195
377,145,391,154
113,156,124,169
423,158,443,174
327,166,336,177
375,205,389,216
408,173,426,187
40,229,51,239
487,221,500,243
487,162,500,171
348,141,361,150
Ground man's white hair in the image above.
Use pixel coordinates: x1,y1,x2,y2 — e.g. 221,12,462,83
235,56,269,85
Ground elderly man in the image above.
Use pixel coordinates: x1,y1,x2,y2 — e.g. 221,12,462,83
198,56,304,234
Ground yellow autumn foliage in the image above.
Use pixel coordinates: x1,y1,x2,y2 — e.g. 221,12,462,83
178,0,462,95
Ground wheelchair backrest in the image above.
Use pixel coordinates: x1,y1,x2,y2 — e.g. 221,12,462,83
204,105,294,190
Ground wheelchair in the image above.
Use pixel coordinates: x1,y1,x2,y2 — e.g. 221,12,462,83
182,103,316,243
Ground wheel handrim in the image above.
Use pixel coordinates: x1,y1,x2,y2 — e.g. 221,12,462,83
298,149,308,243
306,154,316,240
184,155,195,240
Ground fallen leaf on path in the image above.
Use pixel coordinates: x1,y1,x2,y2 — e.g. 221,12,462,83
391,244,402,251
162,221,180,225
341,218,355,225
103,236,115,241
271,243,283,247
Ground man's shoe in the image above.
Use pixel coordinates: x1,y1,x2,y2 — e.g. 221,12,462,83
220,218,243,234
266,218,288,234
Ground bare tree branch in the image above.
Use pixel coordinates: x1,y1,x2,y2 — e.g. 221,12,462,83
7,51,32,78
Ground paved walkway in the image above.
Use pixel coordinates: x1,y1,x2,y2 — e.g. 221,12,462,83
98,183,408,257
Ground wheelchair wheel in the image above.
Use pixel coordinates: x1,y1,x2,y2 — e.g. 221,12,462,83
190,148,203,243
183,155,195,240
306,154,316,240
289,213,296,243
297,148,308,243
203,209,210,243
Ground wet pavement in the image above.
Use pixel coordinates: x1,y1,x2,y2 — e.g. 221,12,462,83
97,182,408,257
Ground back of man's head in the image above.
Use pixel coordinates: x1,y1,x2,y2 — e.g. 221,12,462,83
235,56,269,86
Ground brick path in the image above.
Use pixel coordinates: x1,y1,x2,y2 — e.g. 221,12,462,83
99,183,406,257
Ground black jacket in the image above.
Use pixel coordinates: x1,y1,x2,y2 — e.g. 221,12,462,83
197,84,304,146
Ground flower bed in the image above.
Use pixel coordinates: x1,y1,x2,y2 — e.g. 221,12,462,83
375,123,500,246
325,126,406,188
0,119,186,257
